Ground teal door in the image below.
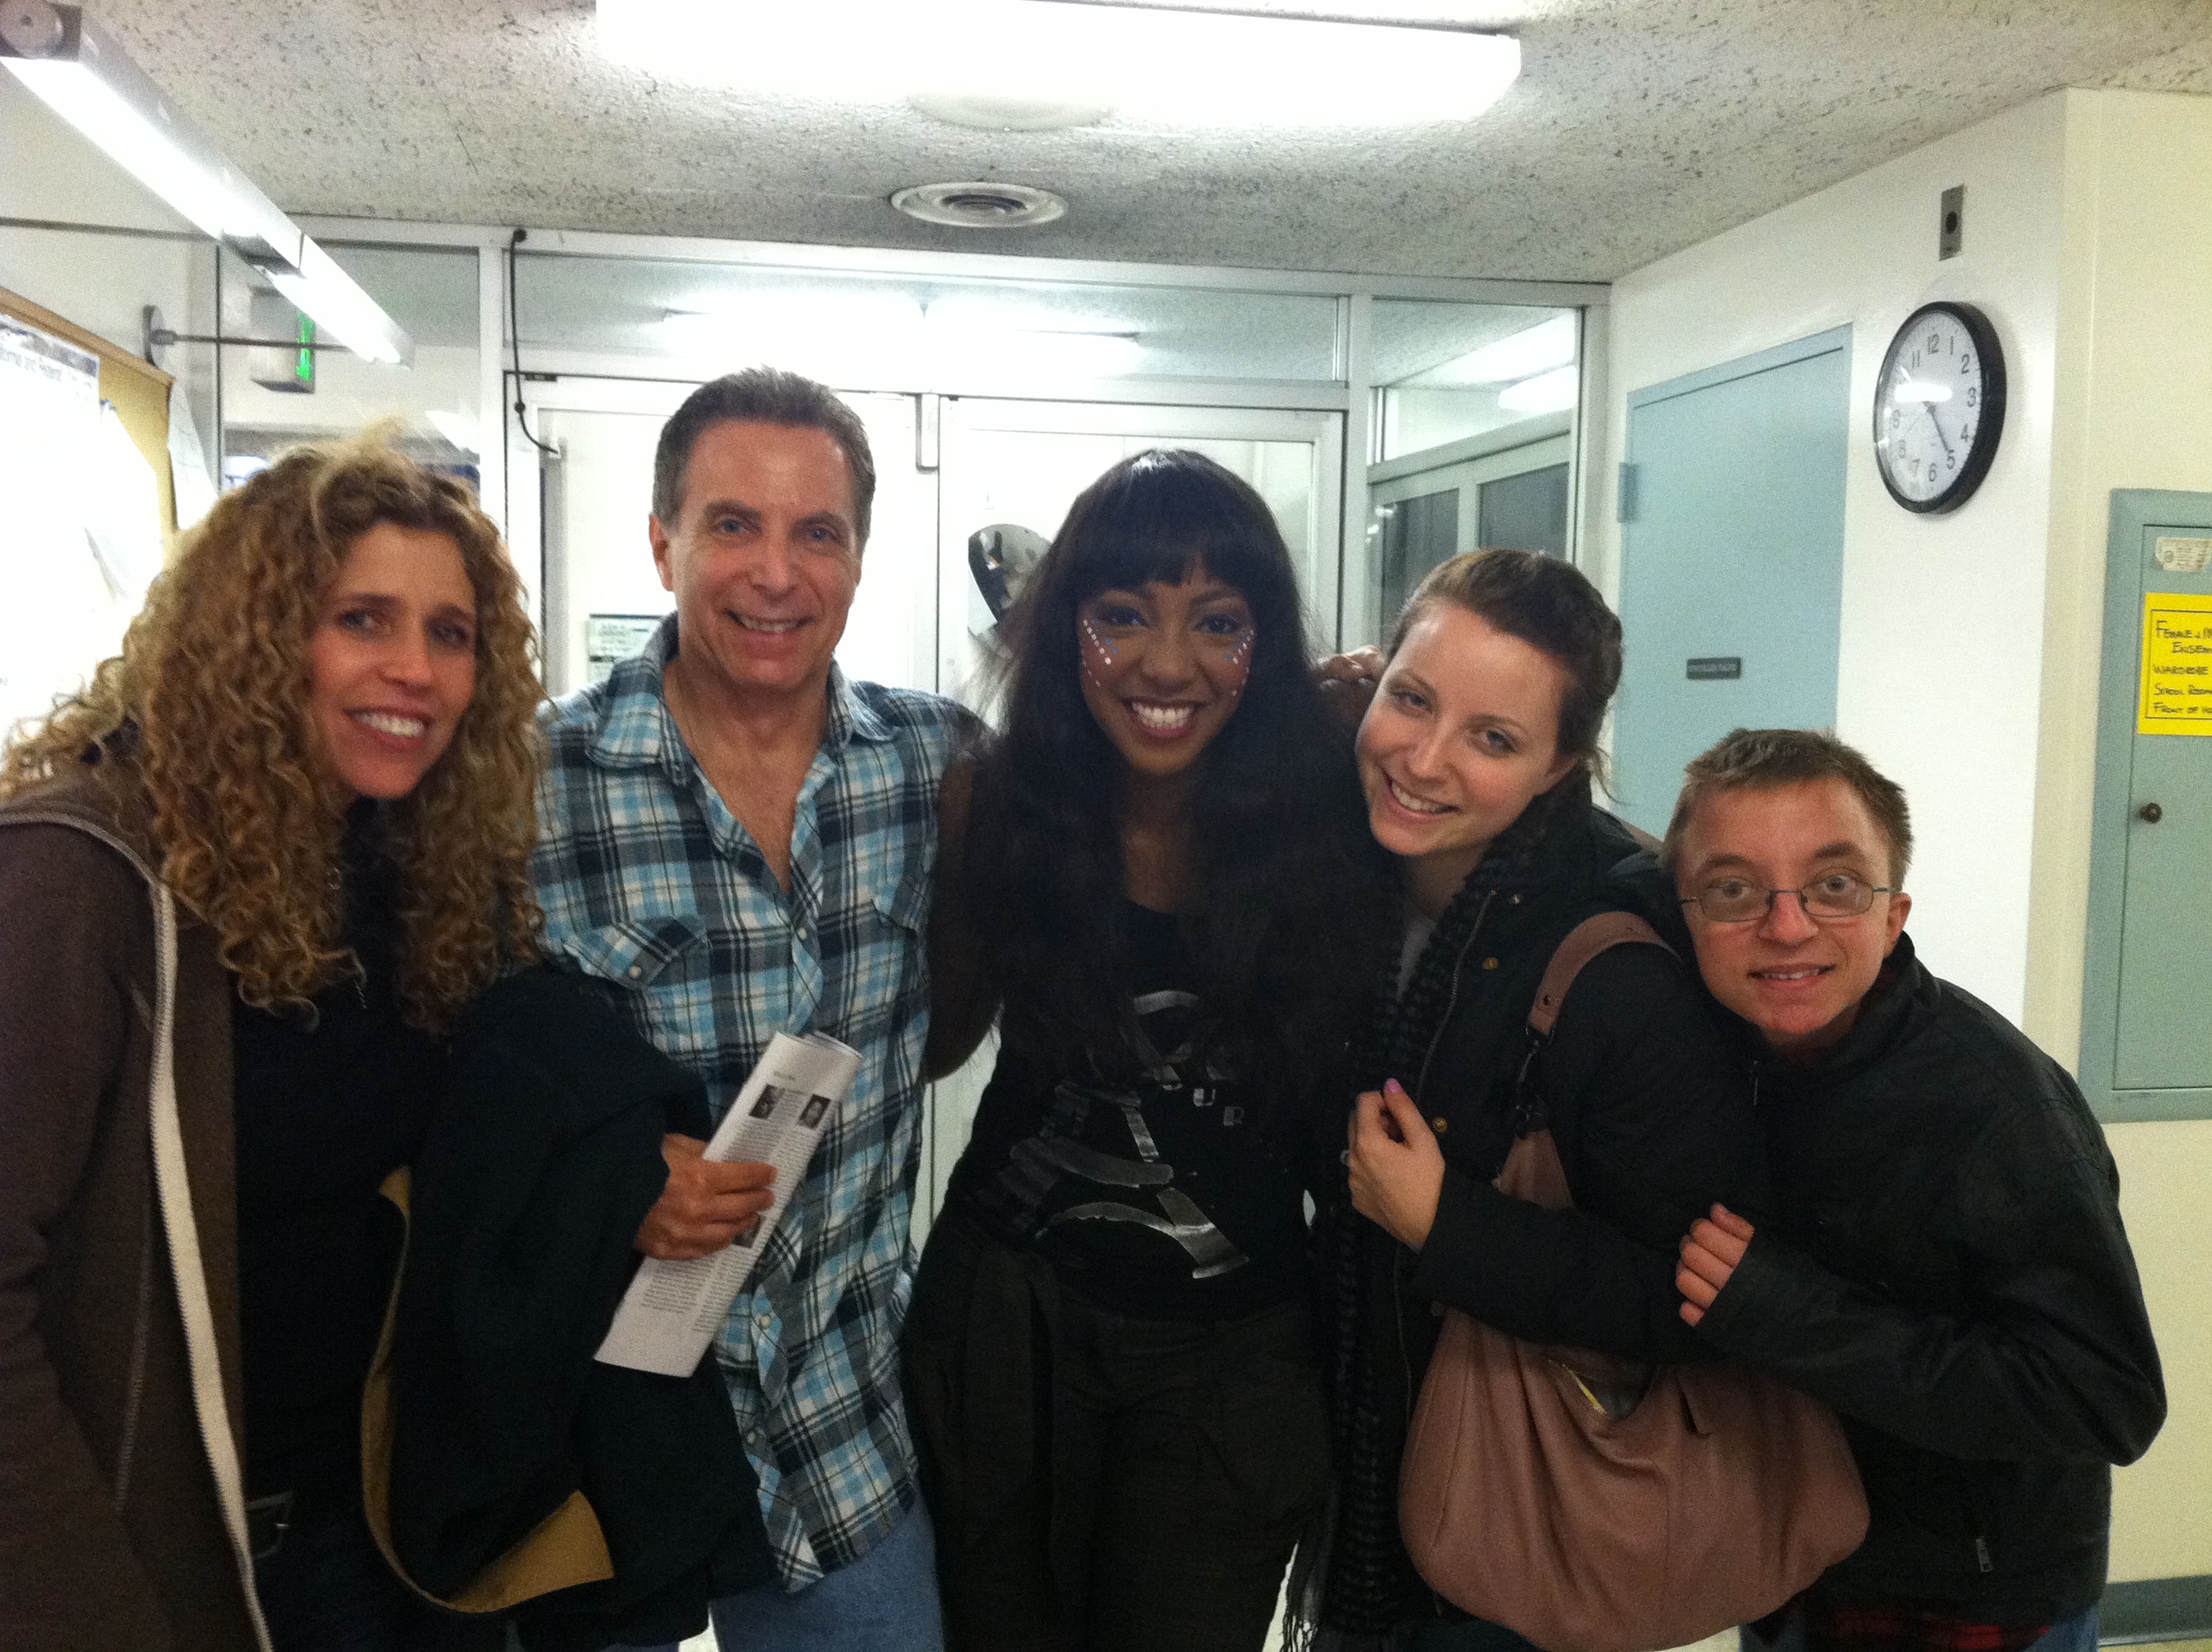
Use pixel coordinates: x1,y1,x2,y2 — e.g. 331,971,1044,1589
1614,329,1851,833
2085,493,2212,1119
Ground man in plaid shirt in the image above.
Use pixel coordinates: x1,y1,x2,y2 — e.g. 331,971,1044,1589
533,368,970,1649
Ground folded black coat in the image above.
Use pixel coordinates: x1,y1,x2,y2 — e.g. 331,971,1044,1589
381,965,775,1652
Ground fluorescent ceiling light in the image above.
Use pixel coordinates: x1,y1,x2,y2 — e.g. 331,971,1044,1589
656,300,1144,378
1497,364,1579,414
264,243,411,366
1410,314,1576,387
932,323,1143,378
661,292,926,341
598,0,1520,128
1,3,410,364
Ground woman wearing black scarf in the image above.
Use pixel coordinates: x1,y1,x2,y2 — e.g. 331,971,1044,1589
1291,550,1770,1651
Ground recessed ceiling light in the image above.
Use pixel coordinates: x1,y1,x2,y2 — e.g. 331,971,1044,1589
598,0,1520,128
892,182,1068,229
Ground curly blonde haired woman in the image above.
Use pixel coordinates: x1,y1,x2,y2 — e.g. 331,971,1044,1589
0,437,541,1652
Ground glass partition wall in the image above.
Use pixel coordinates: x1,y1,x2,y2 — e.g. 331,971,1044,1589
1361,299,1582,643
204,225,1600,664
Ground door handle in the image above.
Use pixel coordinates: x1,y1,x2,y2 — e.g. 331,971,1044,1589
2139,802,2163,823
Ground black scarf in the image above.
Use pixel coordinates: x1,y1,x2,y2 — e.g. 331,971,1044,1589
1289,786,1570,1646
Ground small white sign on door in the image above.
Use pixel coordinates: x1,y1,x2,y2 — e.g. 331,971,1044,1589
585,613,666,683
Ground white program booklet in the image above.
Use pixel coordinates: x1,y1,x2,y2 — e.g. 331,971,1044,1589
594,1030,860,1377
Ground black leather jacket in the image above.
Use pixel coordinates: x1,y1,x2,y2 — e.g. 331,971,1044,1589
1697,936,2166,1623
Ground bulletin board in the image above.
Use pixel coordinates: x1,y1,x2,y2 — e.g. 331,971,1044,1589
0,282,175,534
0,284,175,742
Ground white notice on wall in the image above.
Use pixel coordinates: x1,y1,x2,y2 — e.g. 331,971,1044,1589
594,1032,859,1377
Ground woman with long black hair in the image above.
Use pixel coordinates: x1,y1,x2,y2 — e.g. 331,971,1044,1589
905,449,1390,1652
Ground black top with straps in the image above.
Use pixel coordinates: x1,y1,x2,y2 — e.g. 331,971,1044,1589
946,901,1312,1323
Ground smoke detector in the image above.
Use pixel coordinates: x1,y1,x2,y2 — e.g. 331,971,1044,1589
891,182,1067,229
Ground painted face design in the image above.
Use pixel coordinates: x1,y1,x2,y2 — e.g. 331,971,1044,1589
1076,565,1256,779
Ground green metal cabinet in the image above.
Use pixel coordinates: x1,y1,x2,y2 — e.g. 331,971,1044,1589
2080,490,2212,1121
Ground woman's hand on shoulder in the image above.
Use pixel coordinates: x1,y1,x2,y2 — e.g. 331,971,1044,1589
1316,644,1385,733
1347,1079,1446,1250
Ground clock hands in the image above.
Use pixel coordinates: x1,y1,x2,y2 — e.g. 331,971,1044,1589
1920,398,1954,466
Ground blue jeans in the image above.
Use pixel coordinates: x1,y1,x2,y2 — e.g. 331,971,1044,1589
1742,1604,2100,1652
623,1498,943,1652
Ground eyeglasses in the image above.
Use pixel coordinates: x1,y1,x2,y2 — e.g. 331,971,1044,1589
1680,871,1895,923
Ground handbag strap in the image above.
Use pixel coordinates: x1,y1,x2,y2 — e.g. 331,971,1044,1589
143,876,275,1651
1514,910,1674,1135
1528,910,1671,1038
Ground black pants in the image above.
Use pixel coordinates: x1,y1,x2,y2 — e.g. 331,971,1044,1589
903,1210,1330,1652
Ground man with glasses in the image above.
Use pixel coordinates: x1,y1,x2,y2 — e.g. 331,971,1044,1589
1661,727,2163,1652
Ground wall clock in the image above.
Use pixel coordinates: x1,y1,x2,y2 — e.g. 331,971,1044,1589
1872,300,2005,514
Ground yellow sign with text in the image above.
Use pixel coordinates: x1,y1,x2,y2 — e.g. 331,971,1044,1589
2139,592,2212,735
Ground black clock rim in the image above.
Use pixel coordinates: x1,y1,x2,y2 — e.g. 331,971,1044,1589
1873,300,2006,515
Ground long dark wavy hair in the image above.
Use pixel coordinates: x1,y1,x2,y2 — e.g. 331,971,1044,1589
965,449,1390,1102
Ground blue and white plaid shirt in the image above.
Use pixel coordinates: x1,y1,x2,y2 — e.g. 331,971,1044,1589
532,616,972,1588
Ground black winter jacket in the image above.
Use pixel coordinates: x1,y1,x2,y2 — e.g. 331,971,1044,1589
1377,795,1770,1442
1696,936,2166,1623
389,967,776,1652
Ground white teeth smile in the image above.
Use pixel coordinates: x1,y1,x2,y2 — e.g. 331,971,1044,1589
1388,777,1450,815
1131,701,1195,730
1756,967,1829,981
352,712,426,739
735,614,803,633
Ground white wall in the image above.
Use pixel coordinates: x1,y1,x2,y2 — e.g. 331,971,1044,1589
1595,93,2069,1021
2037,87,2212,1586
1598,85,2212,1589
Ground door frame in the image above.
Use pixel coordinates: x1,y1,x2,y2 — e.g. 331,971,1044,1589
2080,487,2212,1122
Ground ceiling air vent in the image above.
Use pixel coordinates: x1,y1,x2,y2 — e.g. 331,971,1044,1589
891,182,1067,229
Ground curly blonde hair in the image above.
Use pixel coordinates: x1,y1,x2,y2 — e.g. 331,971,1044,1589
2,434,544,1032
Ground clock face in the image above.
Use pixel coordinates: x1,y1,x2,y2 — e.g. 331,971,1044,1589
1873,302,2005,514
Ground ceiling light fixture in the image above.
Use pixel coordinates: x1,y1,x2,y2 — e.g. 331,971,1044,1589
598,0,1520,129
1497,364,1579,415
891,183,1068,229
1415,314,1576,387
0,0,412,364
655,300,1143,378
